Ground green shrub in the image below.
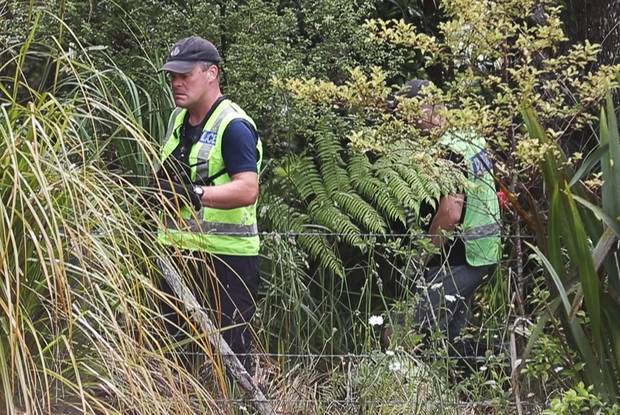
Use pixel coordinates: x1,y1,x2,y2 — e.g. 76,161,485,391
544,382,620,415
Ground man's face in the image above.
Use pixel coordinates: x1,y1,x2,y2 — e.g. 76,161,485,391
168,64,215,109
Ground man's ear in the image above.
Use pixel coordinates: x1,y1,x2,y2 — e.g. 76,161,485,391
209,65,220,82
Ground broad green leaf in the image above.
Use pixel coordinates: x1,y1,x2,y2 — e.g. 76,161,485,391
572,194,620,239
601,295,620,397
561,187,602,353
602,94,620,220
569,142,609,188
548,188,568,285
592,227,619,272
600,94,620,292
522,105,561,192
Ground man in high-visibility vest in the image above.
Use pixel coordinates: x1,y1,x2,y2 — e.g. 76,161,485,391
153,36,262,370
405,80,502,345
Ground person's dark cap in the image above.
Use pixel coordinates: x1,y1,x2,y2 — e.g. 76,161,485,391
160,36,221,73
401,79,432,98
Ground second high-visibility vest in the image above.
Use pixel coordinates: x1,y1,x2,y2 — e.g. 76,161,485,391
439,130,502,266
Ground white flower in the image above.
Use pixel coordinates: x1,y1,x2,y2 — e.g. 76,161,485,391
479,365,487,372
554,366,564,373
368,315,384,326
389,361,403,372
385,350,395,356
444,295,456,303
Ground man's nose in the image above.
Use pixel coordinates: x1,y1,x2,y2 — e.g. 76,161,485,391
170,74,183,86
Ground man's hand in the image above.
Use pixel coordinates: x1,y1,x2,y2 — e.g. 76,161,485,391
148,178,203,211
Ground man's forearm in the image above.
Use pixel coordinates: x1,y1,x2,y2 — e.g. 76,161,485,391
429,194,464,247
196,172,259,209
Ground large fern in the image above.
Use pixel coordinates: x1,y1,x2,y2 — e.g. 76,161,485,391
373,161,421,210
331,191,387,234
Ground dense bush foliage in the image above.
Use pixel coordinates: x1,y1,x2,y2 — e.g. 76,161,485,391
1,0,619,413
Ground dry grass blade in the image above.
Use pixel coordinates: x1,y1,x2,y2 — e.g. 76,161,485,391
0,17,227,414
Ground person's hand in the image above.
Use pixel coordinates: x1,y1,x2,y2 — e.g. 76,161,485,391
159,179,203,211
148,178,203,211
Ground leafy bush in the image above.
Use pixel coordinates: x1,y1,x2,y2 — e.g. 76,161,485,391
544,382,620,415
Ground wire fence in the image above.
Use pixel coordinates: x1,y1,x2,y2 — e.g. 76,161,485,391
254,231,534,239
150,230,536,240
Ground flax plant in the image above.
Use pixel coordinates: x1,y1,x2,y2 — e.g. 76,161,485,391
521,93,620,400
0,17,228,415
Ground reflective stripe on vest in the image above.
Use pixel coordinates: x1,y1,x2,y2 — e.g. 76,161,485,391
462,223,501,241
190,103,244,184
165,218,258,236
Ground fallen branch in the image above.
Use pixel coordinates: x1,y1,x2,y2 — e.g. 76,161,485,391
157,258,276,415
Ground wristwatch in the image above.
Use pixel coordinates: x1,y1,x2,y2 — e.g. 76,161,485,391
193,185,204,197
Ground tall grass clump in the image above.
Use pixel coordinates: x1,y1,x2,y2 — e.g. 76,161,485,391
0,15,231,415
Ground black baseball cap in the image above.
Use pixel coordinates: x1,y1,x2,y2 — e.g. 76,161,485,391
160,36,222,73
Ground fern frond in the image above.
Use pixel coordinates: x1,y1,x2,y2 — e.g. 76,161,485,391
373,161,419,210
308,199,364,247
320,159,352,195
348,153,406,224
260,194,345,277
311,121,352,195
393,165,440,207
281,154,327,200
298,233,345,278
261,193,306,231
312,113,347,167
332,191,387,233
313,129,345,167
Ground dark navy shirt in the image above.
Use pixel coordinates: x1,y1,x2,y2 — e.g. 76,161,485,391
221,120,259,175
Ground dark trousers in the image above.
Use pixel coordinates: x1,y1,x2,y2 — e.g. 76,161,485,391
159,251,260,369
415,264,492,341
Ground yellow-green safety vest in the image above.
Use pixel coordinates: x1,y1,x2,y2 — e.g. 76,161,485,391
157,99,263,255
439,130,502,266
